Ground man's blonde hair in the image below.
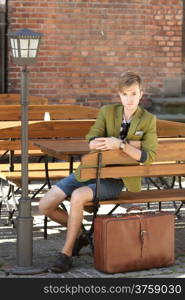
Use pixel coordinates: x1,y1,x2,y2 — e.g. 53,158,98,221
118,71,142,92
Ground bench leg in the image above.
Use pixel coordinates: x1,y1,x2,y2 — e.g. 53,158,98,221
0,200,2,216
44,216,48,239
80,223,94,254
178,176,183,189
107,204,120,215
175,201,184,217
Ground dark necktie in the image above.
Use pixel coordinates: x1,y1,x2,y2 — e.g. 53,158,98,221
120,121,130,140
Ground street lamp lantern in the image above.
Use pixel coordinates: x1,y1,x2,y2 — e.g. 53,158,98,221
9,28,42,65
8,28,45,275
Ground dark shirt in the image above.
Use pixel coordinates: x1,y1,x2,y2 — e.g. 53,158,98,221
120,119,147,163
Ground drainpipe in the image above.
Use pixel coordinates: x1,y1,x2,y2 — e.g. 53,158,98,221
0,0,8,93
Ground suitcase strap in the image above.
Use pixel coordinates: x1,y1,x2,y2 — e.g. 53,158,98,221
138,216,147,259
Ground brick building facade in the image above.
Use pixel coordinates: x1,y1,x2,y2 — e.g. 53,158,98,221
6,0,184,106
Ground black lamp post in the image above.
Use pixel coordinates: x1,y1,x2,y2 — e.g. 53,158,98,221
8,29,45,274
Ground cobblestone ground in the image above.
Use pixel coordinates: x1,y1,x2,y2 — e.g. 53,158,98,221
0,180,185,279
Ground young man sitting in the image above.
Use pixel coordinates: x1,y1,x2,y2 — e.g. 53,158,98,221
39,71,158,273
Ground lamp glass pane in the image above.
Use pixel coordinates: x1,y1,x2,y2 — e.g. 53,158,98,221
10,39,15,50
29,39,39,50
13,38,18,49
10,38,18,51
10,39,19,57
20,39,29,50
13,49,19,57
21,50,29,57
29,50,37,57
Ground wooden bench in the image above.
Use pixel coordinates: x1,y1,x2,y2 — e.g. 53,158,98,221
80,118,185,210
78,136,185,251
81,138,185,216
0,103,98,159
0,103,98,160
0,161,80,188
39,119,185,239
0,104,99,227
0,161,80,184
0,104,99,121
0,161,80,224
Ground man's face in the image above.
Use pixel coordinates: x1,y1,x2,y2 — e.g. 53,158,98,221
119,83,143,112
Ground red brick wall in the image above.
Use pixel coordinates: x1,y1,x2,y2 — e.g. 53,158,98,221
7,0,183,106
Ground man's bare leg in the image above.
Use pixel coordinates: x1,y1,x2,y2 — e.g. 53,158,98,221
50,186,94,273
39,185,68,226
61,186,93,256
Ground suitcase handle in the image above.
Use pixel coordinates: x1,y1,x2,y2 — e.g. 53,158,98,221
126,206,143,213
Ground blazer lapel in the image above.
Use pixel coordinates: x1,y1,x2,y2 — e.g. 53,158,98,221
114,105,123,137
127,106,143,138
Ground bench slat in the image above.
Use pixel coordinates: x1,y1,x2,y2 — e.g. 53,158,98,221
157,119,185,137
0,162,80,172
85,189,185,207
0,120,95,139
81,139,185,165
0,169,70,187
81,163,185,179
0,104,99,121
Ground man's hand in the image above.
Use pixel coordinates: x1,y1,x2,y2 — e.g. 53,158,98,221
89,137,122,151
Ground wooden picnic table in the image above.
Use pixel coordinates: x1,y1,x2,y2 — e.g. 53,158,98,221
33,137,185,188
33,139,90,173
33,139,89,159
33,137,185,161
33,139,91,238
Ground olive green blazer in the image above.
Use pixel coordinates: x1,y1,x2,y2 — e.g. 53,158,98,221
74,104,158,192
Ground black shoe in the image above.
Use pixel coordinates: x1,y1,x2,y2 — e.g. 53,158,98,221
50,253,72,273
72,233,89,256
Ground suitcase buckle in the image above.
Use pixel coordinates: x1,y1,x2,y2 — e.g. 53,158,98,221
141,230,147,240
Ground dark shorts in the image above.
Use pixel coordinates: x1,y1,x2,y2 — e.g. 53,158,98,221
55,173,124,201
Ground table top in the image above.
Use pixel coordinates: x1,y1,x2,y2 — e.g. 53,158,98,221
33,139,90,160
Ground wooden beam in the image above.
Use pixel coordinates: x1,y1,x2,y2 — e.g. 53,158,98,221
0,104,99,120
81,163,185,179
0,120,95,139
85,189,185,206
156,119,185,137
81,139,185,165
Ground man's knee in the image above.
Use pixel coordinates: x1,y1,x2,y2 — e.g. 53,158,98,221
39,196,51,216
39,185,66,216
70,187,93,207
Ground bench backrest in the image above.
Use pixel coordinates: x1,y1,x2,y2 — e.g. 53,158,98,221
1,102,185,154
0,104,99,121
156,119,185,137
0,103,184,137
80,138,185,180
0,104,99,149
0,120,95,139
0,94,48,105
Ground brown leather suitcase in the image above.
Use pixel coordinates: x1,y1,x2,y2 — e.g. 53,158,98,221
93,211,175,274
